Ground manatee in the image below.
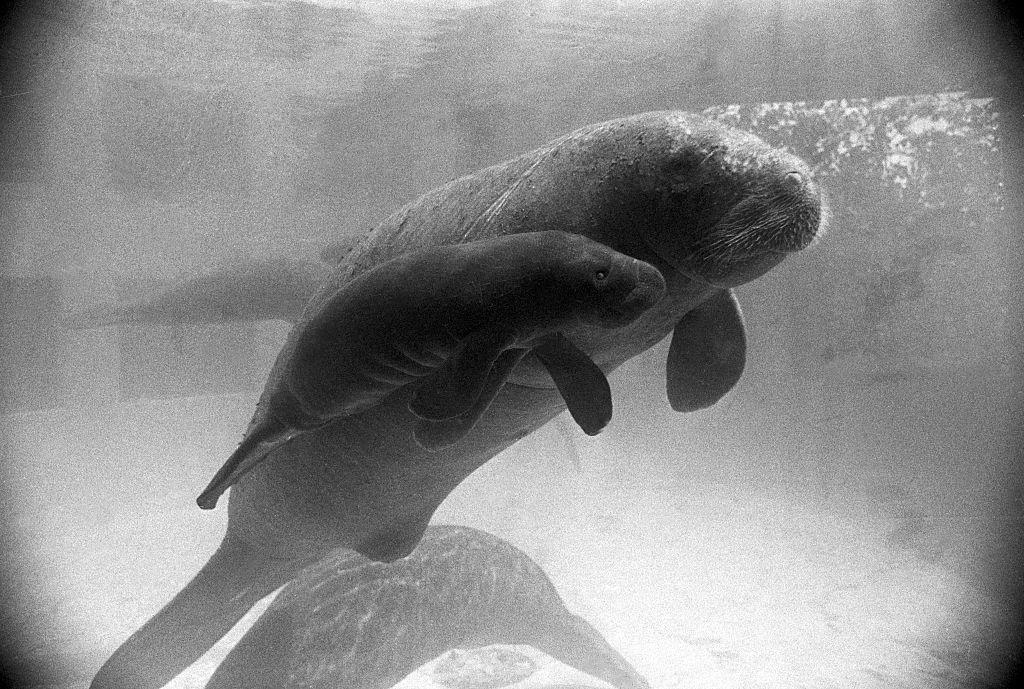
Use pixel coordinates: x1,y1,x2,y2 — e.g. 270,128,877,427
61,258,332,329
62,235,364,331
90,111,827,689
196,231,666,509
202,525,648,689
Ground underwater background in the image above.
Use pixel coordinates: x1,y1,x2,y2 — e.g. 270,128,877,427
1,1,1022,688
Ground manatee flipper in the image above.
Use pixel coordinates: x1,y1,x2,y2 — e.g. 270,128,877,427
197,417,303,510
414,348,529,451
666,288,746,412
409,326,518,421
531,332,612,436
531,612,651,689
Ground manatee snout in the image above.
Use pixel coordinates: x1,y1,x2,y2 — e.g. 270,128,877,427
677,162,827,287
713,166,826,255
770,168,828,252
592,256,666,328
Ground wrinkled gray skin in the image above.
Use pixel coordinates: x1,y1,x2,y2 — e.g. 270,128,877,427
204,525,649,689
91,111,827,689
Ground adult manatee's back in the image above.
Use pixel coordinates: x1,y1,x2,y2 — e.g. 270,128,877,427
90,111,827,689
346,111,819,280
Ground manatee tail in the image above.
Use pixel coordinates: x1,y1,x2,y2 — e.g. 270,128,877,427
201,596,297,689
531,612,650,689
90,537,308,689
197,416,300,510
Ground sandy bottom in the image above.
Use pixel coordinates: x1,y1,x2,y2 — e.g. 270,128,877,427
1,394,1019,689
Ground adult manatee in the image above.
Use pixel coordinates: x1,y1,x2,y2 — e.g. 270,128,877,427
203,525,649,689
90,111,827,689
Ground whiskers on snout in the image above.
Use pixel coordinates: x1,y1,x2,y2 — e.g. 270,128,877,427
673,174,829,284
710,199,820,256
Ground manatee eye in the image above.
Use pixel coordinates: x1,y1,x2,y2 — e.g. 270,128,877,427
784,171,803,186
594,269,608,282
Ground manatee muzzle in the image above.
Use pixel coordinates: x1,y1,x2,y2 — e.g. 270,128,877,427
665,173,826,287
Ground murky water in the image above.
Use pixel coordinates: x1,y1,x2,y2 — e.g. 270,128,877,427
1,1,1021,688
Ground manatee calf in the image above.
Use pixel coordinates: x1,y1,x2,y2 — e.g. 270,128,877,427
202,525,648,689
197,231,666,509
90,111,827,689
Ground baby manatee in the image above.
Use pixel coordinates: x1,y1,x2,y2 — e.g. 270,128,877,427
197,231,666,509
